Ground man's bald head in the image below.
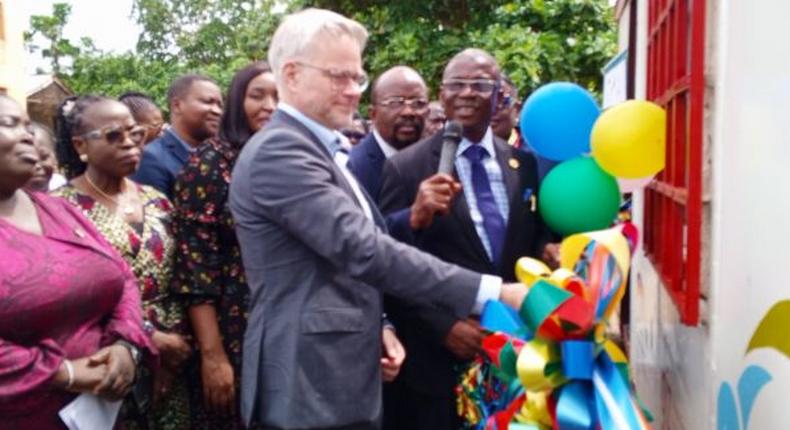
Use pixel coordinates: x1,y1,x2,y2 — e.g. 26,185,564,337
440,48,501,142
442,48,501,82
369,65,430,149
371,66,427,104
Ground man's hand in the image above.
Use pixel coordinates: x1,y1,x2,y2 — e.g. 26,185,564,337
499,282,529,312
381,327,406,382
442,319,485,360
409,173,462,230
541,243,561,269
88,345,136,400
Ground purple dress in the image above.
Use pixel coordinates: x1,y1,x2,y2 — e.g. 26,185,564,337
0,191,154,430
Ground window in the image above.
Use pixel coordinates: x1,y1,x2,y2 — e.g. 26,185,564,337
644,0,705,325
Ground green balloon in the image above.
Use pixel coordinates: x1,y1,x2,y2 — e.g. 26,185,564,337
538,157,620,236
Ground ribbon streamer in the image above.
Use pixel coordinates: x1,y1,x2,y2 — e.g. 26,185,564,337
459,226,652,430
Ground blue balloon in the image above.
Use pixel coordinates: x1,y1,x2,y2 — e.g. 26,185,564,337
520,82,600,161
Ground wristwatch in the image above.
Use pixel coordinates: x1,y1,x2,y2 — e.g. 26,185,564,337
116,340,142,366
142,320,156,337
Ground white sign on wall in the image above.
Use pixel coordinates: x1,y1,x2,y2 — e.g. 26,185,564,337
602,50,628,108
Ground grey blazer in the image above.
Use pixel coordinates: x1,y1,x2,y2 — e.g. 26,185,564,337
229,110,483,430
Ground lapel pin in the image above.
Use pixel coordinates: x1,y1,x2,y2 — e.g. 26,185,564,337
508,158,520,169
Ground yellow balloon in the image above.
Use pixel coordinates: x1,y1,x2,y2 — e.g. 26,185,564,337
591,100,666,178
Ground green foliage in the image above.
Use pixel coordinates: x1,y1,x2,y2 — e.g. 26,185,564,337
24,3,80,74
25,0,617,110
65,52,185,108
302,0,617,98
132,0,287,68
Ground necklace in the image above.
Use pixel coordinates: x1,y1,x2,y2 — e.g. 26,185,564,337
84,174,135,216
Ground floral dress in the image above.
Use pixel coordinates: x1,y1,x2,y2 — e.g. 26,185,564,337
54,183,190,430
171,137,251,429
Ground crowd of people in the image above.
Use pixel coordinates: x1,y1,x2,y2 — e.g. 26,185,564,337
0,7,560,430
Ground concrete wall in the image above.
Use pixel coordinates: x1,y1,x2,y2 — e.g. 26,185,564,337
0,0,28,103
627,0,790,428
708,0,790,428
625,0,714,429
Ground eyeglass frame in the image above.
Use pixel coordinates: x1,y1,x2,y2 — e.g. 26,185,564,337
441,78,500,96
295,61,370,92
376,96,430,112
79,124,147,145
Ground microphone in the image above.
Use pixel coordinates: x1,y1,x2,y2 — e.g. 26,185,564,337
437,121,463,175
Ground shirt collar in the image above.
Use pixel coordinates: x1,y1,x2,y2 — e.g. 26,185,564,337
168,128,196,153
372,128,399,159
456,127,495,159
279,102,344,156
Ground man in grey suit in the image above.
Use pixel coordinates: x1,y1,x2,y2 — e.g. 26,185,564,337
229,8,527,430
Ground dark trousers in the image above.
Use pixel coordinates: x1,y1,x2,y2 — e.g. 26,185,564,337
261,423,377,430
382,382,461,430
263,424,379,430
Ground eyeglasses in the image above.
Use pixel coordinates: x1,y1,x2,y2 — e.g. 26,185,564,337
341,129,366,141
377,97,430,112
497,94,514,109
297,62,369,92
144,122,165,131
0,115,34,134
80,125,147,145
442,79,499,95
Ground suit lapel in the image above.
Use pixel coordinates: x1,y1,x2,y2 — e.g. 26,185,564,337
163,130,191,165
429,136,491,265
496,141,538,275
493,138,521,209
276,110,387,230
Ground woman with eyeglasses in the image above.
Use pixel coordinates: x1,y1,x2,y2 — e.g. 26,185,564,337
53,95,192,429
170,62,277,428
0,95,154,428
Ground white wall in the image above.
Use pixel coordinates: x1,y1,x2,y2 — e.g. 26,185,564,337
627,0,712,429
709,0,790,428
628,0,790,428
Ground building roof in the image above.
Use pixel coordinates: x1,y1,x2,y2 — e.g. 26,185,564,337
26,74,73,97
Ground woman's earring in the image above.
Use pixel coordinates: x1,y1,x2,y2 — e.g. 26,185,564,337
79,153,88,163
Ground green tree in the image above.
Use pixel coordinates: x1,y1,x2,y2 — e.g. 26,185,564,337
24,3,80,75
301,0,617,98
26,0,617,110
132,0,287,68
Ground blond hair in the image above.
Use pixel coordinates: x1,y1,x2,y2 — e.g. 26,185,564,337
268,8,368,84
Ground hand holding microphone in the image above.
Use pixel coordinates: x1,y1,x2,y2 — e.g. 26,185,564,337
409,121,464,230
437,120,463,175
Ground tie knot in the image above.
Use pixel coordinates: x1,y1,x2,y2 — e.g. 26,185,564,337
463,144,488,163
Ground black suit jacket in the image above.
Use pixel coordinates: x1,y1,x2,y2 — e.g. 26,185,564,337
348,133,386,201
378,131,551,395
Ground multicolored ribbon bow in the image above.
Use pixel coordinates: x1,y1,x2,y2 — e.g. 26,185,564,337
458,226,652,430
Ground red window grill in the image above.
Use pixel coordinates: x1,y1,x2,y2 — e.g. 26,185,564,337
644,0,705,325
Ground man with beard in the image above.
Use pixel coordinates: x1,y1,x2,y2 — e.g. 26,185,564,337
378,49,557,430
132,74,223,198
348,66,429,201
